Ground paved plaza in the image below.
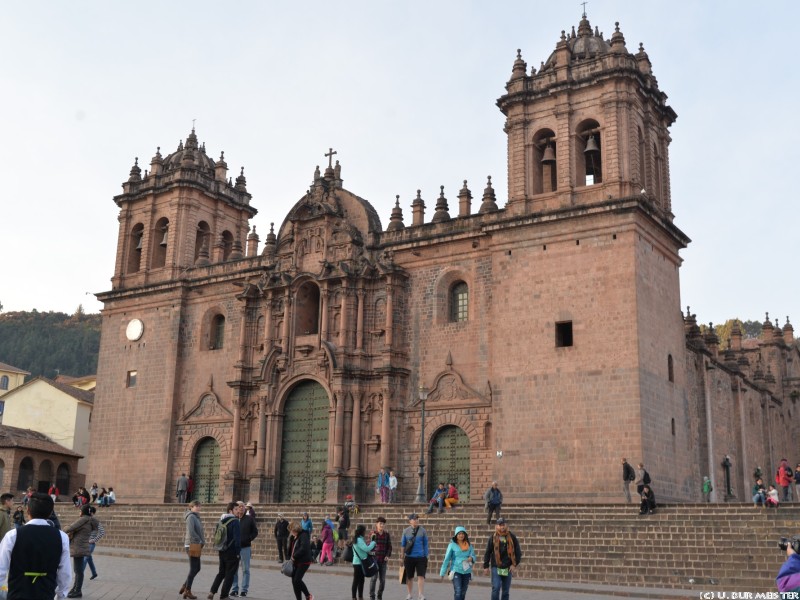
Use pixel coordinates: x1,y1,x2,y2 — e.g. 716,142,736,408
83,548,702,600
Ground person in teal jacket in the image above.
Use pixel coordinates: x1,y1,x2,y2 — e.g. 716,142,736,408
439,526,477,600
351,524,376,600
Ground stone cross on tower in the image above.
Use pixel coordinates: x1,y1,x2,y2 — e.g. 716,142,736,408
325,147,337,168
580,2,588,17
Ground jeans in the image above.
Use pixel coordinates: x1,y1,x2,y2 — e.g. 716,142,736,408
369,559,387,599
177,490,187,503
232,546,251,593
753,492,766,505
184,547,201,590
623,481,631,503
490,567,512,600
486,504,501,524
210,552,240,599
379,487,389,503
277,536,289,561
82,543,97,577
452,572,471,600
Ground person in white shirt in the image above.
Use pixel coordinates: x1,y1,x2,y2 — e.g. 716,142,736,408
0,492,72,599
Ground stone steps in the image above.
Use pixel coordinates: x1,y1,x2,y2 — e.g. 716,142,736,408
68,502,794,592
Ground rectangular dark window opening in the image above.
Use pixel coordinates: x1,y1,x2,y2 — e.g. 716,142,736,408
555,321,573,348
127,370,138,388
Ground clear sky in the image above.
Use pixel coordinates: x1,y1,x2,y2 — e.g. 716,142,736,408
1,1,797,328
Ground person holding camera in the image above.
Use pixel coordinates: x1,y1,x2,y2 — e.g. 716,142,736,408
776,536,800,593
639,486,656,515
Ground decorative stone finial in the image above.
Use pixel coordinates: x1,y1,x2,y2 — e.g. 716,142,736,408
479,175,498,214
387,194,405,232
431,185,451,223
128,157,142,182
235,167,247,192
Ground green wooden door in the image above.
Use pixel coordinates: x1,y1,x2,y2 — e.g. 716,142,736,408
279,380,329,502
193,437,220,503
430,426,470,500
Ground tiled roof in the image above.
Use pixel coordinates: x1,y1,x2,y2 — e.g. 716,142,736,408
0,425,82,457
0,361,30,376
44,378,94,405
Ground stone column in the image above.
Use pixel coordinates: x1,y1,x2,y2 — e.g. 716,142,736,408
380,390,391,468
320,283,329,340
339,283,349,348
263,291,273,349
255,394,268,475
333,390,345,472
356,287,365,350
281,289,290,350
385,279,393,349
229,395,242,476
349,391,361,474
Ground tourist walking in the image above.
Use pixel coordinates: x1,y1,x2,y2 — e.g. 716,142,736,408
180,500,204,599
82,506,104,581
289,522,314,600
208,502,241,600
482,518,521,600
274,513,290,562
621,458,635,503
483,482,503,524
401,513,428,600
368,516,392,600
337,506,351,557
351,524,376,600
439,526,476,600
300,512,313,535
0,493,72,599
776,459,793,502
63,503,99,597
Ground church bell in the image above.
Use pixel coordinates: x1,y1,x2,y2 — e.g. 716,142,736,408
159,228,169,247
541,142,556,164
584,134,599,154
135,235,143,251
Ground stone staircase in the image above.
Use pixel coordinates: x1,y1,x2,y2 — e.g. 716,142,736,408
68,502,795,592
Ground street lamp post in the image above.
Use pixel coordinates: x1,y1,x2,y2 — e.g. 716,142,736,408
414,385,429,504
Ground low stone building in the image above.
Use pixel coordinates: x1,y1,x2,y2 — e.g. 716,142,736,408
0,424,82,496
89,13,799,504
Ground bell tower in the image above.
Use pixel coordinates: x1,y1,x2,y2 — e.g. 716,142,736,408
497,14,677,218
110,128,257,290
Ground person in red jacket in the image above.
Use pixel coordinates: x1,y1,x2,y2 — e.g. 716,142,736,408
445,483,460,510
776,459,793,502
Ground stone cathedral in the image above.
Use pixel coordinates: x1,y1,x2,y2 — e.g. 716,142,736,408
89,14,799,504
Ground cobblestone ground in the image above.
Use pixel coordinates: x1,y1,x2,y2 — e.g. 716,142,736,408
77,549,694,600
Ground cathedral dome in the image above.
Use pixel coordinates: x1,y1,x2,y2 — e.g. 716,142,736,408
161,128,216,173
543,15,611,69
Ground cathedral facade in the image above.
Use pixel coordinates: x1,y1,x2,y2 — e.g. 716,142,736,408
89,15,799,504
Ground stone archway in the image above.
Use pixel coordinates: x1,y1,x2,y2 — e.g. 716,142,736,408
278,380,329,503
192,437,221,503
429,425,471,500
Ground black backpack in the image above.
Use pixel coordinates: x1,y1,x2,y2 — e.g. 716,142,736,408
643,471,651,485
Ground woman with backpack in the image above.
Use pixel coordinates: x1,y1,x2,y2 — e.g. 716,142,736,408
319,518,335,566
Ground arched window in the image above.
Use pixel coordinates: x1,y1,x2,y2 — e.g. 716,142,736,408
127,223,144,273
211,314,225,350
576,120,602,186
151,217,169,269
532,129,557,194
194,221,210,263
0,376,8,390
295,282,320,335
17,457,34,491
449,281,468,322
221,230,234,261
668,354,674,383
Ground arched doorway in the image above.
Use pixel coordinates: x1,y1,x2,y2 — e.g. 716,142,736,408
192,437,221,503
56,463,70,496
38,460,54,493
17,457,34,492
429,426,471,500
279,380,329,502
